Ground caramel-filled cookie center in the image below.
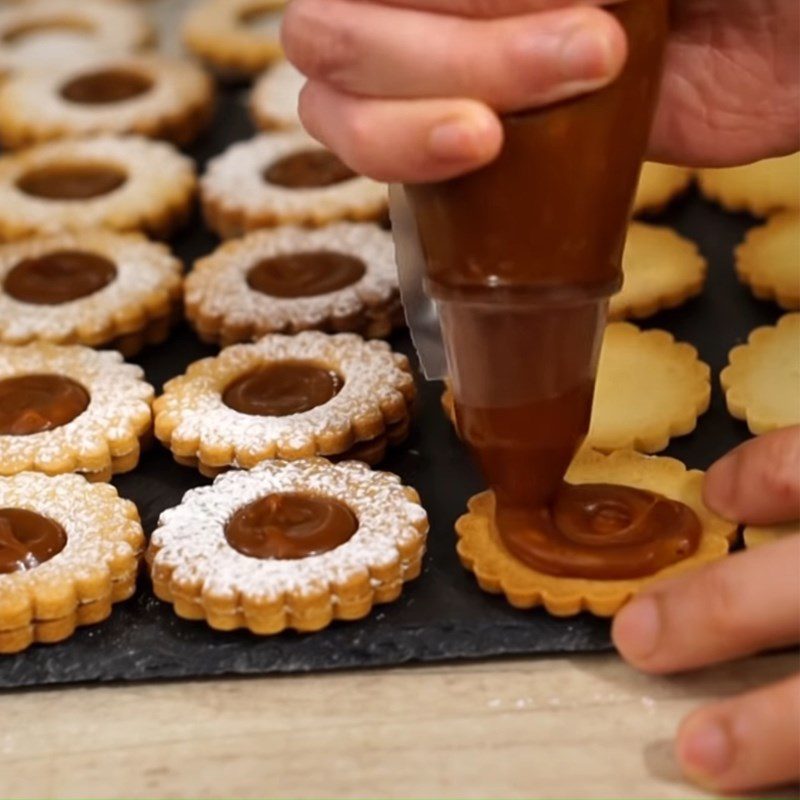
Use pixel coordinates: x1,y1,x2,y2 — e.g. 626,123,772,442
264,149,356,189
0,507,67,574
60,68,154,105
496,482,702,580
225,492,358,560
222,360,343,417
247,251,366,298
17,162,128,200
4,250,117,304
0,373,90,436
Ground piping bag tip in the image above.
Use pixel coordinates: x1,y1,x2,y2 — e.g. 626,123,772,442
389,183,448,381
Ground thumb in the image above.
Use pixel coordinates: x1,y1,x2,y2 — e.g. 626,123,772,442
704,426,800,525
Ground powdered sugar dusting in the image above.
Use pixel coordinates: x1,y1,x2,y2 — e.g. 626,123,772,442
251,60,303,130
150,459,427,602
0,230,182,344
156,331,414,461
0,343,153,476
185,223,398,334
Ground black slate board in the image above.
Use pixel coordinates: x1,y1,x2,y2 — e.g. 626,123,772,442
0,89,781,690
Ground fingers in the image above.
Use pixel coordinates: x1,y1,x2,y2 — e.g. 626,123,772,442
299,81,503,182
612,535,800,674
704,426,800,525
676,674,800,793
349,0,627,18
283,0,626,111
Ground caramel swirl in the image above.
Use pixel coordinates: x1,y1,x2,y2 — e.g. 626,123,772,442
247,251,366,298
223,360,343,417
60,68,153,105
225,492,358,560
17,163,128,200
497,482,702,580
264,149,356,188
0,507,67,574
3,250,117,304
0,373,90,436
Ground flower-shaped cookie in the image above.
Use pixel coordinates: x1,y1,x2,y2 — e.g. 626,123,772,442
148,458,428,634
185,223,402,346
721,313,800,434
0,53,215,149
456,448,735,617
0,135,196,241
0,230,183,356
633,163,693,216
154,331,415,476
201,131,387,237
0,471,144,653
0,343,154,480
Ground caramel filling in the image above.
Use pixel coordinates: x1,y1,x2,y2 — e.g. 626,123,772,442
226,492,358,560
60,68,153,105
222,361,343,417
247,251,366,298
0,374,90,436
17,163,128,200
264,150,356,189
2,19,94,44
497,483,702,580
0,507,67,574
3,250,117,304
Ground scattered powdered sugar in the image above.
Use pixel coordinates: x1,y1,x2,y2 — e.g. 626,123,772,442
0,135,195,236
0,54,210,135
0,230,182,343
0,1,152,75
156,331,414,459
201,131,387,220
251,60,304,130
0,471,143,614
185,223,398,333
150,459,428,602
0,343,153,475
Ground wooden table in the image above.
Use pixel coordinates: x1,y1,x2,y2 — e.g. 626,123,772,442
2,652,796,798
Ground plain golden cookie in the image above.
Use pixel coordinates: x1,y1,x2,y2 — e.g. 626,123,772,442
743,521,800,549
735,212,800,310
721,313,800,434
147,458,428,635
455,449,735,617
0,471,143,654
610,222,707,320
632,163,693,216
697,153,800,216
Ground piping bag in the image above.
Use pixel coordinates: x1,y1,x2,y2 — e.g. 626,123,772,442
390,0,669,509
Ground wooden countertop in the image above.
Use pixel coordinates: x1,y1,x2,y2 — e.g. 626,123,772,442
2,652,796,798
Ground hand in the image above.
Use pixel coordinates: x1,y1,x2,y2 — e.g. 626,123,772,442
281,0,800,182
613,426,800,794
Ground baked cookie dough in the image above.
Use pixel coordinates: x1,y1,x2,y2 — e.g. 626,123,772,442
632,163,693,216
250,59,303,131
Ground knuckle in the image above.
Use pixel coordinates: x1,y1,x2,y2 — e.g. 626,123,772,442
281,0,356,81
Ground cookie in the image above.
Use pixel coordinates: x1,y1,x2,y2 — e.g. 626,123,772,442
697,153,800,216
632,162,693,216
743,521,800,549
201,131,387,238
0,230,183,356
0,53,215,149
154,331,415,477
443,323,711,454
250,59,303,131
456,448,735,616
147,458,428,634
0,343,153,481
182,0,284,79
0,0,153,78
610,222,707,320
0,471,143,654
185,223,403,346
720,313,800,434
0,135,196,241
735,212,800,310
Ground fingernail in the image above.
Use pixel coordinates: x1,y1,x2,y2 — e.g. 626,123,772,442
559,25,615,82
612,595,660,664
428,118,483,161
704,449,741,520
678,718,734,779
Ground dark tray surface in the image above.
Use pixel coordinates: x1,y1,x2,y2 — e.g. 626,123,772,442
0,90,780,689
